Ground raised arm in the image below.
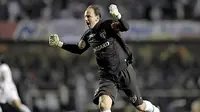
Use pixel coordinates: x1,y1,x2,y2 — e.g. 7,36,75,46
110,18,129,32
109,4,129,32
49,34,90,55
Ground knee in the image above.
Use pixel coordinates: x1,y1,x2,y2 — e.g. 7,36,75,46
98,95,112,111
99,102,110,111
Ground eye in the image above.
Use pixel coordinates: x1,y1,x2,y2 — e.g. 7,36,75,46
87,15,92,18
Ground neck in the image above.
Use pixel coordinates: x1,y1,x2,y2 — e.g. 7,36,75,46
90,20,100,29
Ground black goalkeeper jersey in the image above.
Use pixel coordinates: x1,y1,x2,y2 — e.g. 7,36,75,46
61,18,131,74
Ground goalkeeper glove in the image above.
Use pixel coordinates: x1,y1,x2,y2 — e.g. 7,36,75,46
109,4,122,20
49,34,63,47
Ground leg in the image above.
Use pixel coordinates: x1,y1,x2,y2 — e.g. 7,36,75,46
12,100,31,112
98,95,112,112
93,78,118,112
119,65,160,112
7,85,31,112
12,100,21,110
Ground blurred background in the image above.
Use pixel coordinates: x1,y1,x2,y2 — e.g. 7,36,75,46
0,0,200,112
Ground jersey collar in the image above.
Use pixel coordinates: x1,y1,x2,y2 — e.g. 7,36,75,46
91,20,102,32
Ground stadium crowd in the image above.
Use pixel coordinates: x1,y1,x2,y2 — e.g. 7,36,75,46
0,0,200,22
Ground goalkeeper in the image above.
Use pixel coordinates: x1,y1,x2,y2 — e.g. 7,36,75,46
49,4,160,112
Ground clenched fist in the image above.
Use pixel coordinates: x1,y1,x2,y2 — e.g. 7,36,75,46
109,4,121,20
49,34,63,47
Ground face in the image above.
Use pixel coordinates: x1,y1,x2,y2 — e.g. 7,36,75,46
84,8,99,29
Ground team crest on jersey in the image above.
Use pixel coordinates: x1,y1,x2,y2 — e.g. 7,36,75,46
99,30,106,39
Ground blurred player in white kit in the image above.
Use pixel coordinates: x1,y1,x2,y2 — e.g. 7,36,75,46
0,56,31,112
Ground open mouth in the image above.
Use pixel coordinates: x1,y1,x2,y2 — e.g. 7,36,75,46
86,21,90,26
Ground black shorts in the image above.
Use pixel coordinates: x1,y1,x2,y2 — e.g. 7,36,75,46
93,64,143,106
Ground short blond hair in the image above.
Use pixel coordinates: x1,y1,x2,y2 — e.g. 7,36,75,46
87,5,101,18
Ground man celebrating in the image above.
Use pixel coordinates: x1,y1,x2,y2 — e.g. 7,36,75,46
49,4,160,112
